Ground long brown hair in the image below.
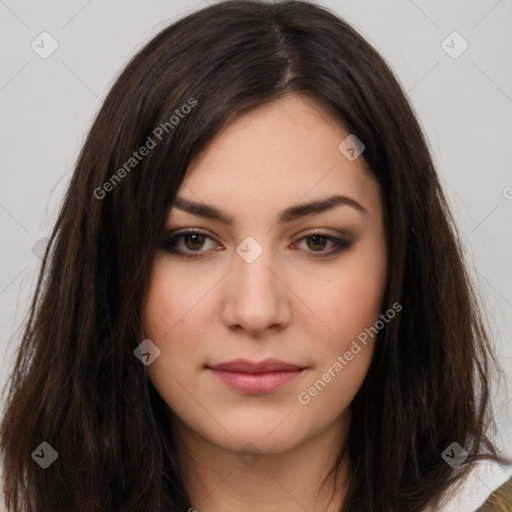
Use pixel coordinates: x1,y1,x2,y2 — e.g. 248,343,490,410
1,1,510,510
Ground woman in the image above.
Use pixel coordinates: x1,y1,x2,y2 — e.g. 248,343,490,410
1,1,511,510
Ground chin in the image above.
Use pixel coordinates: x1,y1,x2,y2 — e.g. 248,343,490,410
207,417,307,455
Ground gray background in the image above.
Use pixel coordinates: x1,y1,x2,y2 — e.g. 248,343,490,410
1,0,511,460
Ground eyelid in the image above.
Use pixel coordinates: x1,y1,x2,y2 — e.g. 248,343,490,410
166,227,212,236
165,227,219,244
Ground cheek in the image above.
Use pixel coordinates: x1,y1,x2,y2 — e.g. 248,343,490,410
143,292,203,428
143,256,217,344
142,261,205,392
295,252,386,414
303,241,387,343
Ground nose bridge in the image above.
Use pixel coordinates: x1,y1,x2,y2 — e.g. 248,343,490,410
233,237,279,299
222,236,289,331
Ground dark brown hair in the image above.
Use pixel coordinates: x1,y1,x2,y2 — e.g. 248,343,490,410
1,1,510,510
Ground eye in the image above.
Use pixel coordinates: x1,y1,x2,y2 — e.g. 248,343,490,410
293,232,352,256
161,229,219,259
161,230,352,259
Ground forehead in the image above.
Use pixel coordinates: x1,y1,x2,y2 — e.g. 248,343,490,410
174,94,380,221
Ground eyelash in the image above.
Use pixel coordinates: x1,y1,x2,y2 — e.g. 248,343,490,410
161,229,352,259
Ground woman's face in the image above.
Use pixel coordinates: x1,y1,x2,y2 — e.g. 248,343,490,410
144,93,387,456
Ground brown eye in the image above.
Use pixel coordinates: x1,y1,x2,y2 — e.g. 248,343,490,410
161,230,217,258
306,235,329,251
295,233,352,257
183,233,206,251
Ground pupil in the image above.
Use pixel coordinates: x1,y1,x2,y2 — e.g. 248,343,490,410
308,235,326,251
186,234,203,250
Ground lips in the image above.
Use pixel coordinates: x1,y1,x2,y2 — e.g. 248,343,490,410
206,358,306,394
207,358,304,373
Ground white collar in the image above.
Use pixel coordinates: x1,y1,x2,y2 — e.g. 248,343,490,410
428,459,512,512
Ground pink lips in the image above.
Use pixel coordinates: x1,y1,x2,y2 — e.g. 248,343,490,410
207,358,305,394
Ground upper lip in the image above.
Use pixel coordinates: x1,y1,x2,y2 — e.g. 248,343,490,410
207,358,304,373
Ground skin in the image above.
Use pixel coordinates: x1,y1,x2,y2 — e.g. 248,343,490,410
143,93,388,512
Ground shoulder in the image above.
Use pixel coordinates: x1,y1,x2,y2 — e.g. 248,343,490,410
430,459,512,512
476,475,512,511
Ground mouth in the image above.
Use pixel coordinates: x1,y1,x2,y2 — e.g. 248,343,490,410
206,358,307,394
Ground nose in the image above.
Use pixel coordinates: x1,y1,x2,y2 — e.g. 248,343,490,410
220,246,291,336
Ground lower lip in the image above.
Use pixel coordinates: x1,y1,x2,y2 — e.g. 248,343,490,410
208,368,303,394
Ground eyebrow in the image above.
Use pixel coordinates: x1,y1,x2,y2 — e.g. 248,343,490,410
172,194,368,225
